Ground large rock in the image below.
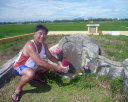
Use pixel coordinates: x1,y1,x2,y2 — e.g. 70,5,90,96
49,34,125,79
58,34,99,72
88,55,124,78
48,34,128,82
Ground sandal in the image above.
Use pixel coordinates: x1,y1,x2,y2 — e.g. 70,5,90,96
11,92,20,102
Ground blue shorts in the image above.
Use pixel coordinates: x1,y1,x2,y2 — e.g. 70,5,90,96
14,65,28,76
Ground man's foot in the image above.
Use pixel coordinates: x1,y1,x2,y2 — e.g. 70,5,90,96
11,90,21,102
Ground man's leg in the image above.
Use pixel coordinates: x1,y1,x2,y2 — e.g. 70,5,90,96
12,68,35,101
34,66,50,79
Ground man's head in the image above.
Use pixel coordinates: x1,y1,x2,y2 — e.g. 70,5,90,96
34,25,48,34
34,25,48,43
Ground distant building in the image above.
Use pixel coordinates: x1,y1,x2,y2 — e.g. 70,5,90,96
86,24,100,35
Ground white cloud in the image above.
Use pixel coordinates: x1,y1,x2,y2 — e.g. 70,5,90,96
0,0,128,22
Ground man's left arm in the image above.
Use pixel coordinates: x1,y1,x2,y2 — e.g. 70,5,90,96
44,43,58,64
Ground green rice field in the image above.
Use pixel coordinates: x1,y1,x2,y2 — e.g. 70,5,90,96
0,21,128,39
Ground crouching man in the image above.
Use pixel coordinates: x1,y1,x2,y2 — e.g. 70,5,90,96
12,25,65,102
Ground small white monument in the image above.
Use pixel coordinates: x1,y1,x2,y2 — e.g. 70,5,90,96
86,24,100,35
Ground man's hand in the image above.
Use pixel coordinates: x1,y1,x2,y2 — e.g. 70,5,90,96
54,65,65,73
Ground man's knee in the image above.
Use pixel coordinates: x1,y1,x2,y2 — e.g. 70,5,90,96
22,68,35,79
27,71,35,79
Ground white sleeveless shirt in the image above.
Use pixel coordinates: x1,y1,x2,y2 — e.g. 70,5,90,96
14,40,45,71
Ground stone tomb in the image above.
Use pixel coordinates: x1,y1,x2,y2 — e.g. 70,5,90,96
49,34,128,96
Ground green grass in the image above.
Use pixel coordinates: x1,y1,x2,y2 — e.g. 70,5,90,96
0,23,87,38
0,21,128,38
0,36,33,66
0,72,127,102
98,21,128,31
91,35,128,61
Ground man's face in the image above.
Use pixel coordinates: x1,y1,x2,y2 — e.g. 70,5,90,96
34,29,47,43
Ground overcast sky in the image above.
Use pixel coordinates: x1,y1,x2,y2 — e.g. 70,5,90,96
0,0,128,22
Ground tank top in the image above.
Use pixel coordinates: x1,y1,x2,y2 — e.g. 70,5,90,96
14,40,45,71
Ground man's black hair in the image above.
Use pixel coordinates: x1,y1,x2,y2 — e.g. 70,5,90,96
34,25,48,34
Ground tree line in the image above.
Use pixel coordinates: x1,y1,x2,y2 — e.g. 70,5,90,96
0,18,128,24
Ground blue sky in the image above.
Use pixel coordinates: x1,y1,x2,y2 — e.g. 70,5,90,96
0,0,128,22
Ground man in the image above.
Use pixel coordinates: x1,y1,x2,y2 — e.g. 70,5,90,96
12,25,65,102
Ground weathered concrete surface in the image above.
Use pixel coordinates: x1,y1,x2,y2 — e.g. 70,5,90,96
122,59,128,96
0,56,17,85
88,55,124,78
49,34,99,78
58,34,99,71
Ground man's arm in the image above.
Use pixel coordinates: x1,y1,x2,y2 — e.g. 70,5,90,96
43,43,58,64
26,42,63,72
